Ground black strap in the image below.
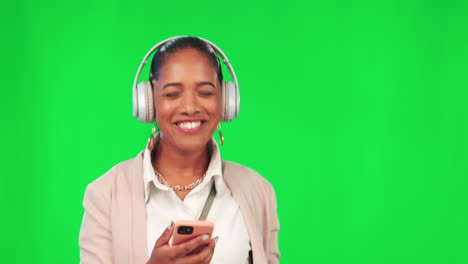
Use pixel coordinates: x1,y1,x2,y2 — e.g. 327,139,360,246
198,162,254,263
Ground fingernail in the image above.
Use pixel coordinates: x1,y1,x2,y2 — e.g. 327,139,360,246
167,221,174,230
214,236,219,244
202,234,210,240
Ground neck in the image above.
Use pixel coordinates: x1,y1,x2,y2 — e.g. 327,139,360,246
152,137,211,184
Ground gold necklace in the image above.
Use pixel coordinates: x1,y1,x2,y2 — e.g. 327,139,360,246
155,170,206,191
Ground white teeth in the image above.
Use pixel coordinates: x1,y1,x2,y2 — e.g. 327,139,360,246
177,121,202,129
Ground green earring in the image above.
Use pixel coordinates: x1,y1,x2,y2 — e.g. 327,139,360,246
148,122,159,150
217,124,224,146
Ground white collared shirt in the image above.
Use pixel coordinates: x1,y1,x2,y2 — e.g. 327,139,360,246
143,138,251,263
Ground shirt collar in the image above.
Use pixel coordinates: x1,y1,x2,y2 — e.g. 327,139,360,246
143,134,224,203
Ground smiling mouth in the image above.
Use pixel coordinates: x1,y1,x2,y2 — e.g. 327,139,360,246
174,120,207,133
176,121,202,129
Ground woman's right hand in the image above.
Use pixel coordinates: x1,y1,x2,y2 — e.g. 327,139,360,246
147,223,217,264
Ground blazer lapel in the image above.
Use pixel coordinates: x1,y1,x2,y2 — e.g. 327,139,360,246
222,161,266,263
129,152,148,263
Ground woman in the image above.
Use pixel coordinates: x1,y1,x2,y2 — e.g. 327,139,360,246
79,36,279,264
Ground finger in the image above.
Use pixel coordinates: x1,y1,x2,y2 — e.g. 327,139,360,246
199,237,217,263
182,237,217,264
154,221,174,249
171,233,212,258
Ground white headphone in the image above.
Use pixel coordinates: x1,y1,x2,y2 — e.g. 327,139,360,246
132,36,240,123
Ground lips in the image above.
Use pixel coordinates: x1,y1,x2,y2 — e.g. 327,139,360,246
177,121,202,129
174,120,206,133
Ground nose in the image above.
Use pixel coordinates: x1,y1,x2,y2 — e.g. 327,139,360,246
180,91,201,116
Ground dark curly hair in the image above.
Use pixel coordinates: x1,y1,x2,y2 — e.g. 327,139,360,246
149,36,223,86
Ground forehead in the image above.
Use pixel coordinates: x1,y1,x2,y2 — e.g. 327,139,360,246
158,48,217,78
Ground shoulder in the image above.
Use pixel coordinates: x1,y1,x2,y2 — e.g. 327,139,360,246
222,160,276,199
84,151,144,201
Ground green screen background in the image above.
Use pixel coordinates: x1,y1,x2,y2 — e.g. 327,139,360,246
2,0,467,263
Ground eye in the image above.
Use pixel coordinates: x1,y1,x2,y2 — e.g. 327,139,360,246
199,91,215,97
164,92,179,98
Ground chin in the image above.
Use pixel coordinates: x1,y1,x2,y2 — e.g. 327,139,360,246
171,136,211,153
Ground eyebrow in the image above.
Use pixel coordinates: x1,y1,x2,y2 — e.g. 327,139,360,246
162,82,183,89
162,81,217,89
196,82,216,88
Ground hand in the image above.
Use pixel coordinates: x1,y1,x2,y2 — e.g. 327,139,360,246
147,223,217,264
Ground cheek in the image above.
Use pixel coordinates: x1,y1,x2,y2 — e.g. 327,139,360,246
153,97,173,122
205,96,222,118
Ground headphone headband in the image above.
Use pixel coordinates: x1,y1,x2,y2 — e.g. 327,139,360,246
132,36,239,106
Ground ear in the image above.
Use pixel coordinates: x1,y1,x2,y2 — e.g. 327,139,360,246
221,81,239,122
134,81,155,123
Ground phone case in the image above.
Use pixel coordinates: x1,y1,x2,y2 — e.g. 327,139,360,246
171,220,214,246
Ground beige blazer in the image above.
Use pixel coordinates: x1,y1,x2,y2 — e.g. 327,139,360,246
79,151,280,264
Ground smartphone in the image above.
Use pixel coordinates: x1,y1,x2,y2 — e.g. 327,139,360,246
171,220,214,246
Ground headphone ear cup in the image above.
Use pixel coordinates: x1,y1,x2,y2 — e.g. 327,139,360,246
221,81,239,122
134,82,154,123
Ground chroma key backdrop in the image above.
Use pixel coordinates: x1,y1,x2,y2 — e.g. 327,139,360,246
1,0,467,263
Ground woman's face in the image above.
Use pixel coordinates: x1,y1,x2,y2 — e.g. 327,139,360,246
153,48,222,153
